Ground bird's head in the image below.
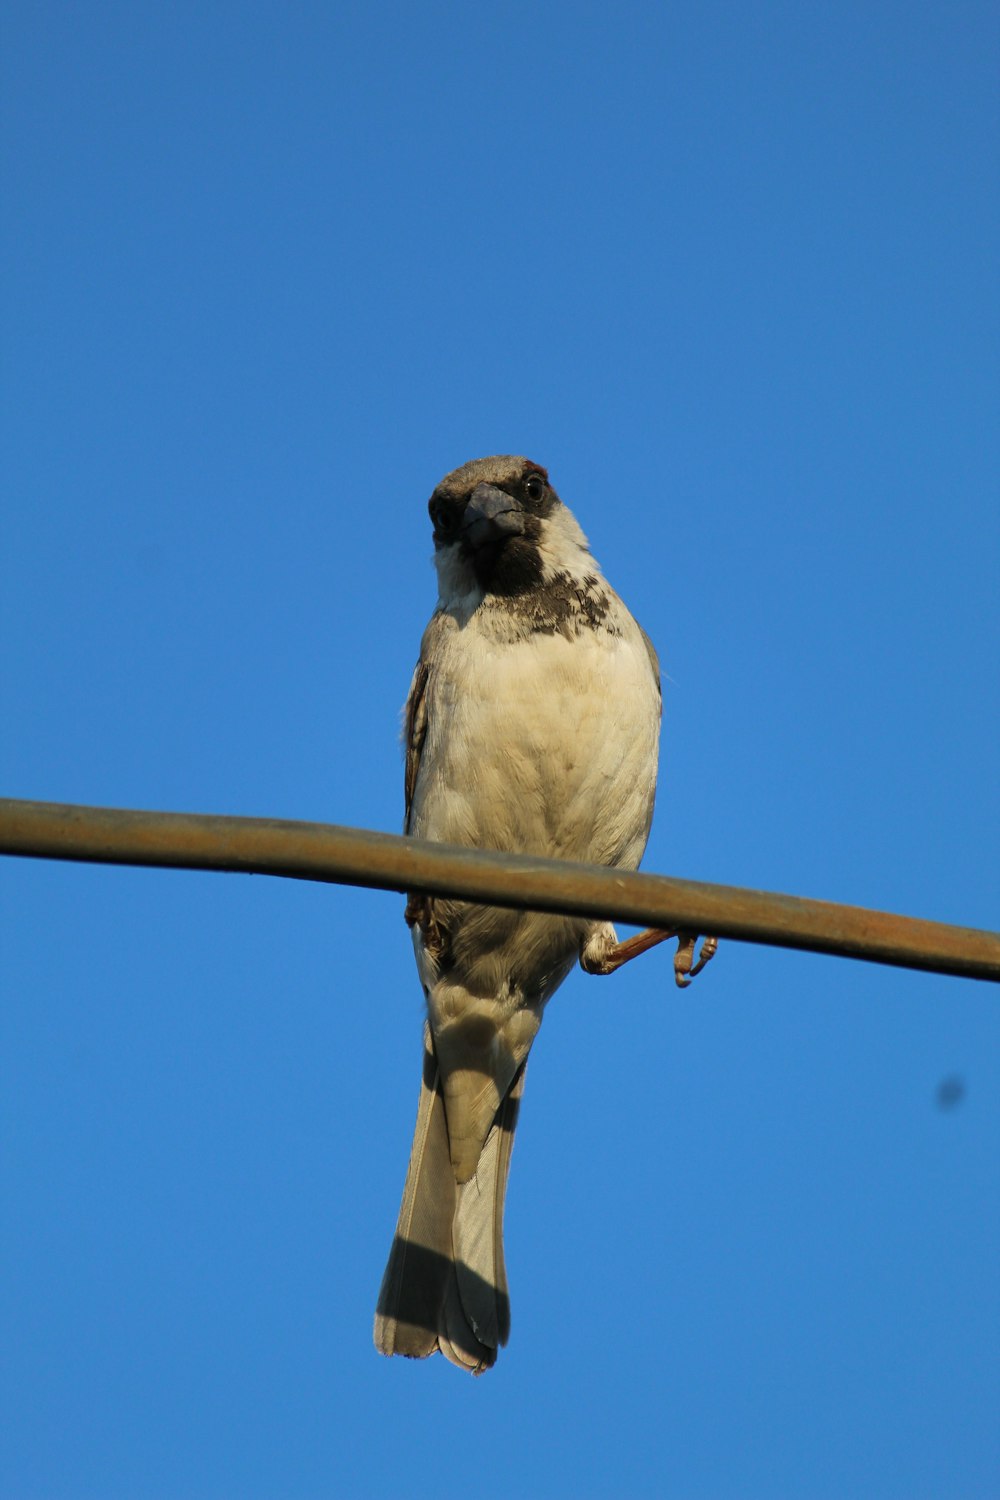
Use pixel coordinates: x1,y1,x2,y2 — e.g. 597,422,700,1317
427,455,588,602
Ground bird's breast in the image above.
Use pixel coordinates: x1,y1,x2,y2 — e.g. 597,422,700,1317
410,617,660,873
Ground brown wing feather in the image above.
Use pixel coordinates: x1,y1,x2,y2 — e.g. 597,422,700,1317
403,658,430,835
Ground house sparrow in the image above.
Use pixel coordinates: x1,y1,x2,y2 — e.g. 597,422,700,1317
374,456,708,1374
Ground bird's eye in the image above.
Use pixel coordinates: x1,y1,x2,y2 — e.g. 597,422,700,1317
429,499,455,536
524,472,547,504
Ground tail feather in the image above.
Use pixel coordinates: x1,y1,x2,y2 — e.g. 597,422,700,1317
374,1025,455,1360
374,1023,523,1374
453,1065,522,1350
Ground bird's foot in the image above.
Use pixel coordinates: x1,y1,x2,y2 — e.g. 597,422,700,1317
580,925,718,988
672,932,718,988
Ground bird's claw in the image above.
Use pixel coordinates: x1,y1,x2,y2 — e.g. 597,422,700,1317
673,933,719,988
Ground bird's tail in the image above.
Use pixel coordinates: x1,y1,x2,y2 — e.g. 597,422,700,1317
374,1022,523,1374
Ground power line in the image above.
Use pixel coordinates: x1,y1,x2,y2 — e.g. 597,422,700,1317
1,797,997,982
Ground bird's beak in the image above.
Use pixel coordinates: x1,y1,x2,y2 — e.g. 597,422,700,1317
462,484,526,552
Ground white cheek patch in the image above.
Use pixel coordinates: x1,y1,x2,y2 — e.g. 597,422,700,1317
434,543,483,615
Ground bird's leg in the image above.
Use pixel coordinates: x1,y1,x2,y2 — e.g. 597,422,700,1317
580,925,718,988
580,925,675,973
403,892,428,930
404,892,448,963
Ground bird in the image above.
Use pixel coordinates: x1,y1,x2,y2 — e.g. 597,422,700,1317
374,455,712,1374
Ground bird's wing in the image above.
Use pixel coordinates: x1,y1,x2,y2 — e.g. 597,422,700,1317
403,656,430,835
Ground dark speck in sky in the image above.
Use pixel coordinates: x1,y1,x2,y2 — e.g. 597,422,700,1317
936,1075,966,1110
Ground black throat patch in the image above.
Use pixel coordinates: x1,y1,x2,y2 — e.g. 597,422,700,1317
468,515,546,596
488,568,619,639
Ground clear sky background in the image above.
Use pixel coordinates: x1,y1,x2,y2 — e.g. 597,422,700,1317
2,4,998,1497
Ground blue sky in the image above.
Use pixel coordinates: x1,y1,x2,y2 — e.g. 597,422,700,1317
2,2,998,1496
